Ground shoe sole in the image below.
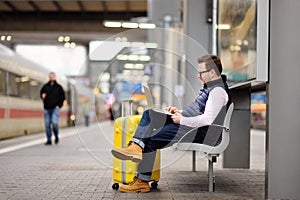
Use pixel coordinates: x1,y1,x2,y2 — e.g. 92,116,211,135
111,148,142,163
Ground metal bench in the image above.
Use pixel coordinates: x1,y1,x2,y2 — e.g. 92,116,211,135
173,103,234,192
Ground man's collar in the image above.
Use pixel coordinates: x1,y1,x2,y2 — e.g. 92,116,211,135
204,75,226,88
48,80,57,85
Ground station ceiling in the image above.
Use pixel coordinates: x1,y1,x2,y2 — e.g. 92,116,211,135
0,0,148,45
0,0,147,17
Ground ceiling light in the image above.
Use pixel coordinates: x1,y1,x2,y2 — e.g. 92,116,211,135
122,22,139,29
117,54,128,60
134,64,144,69
139,23,156,29
70,42,76,48
139,55,151,61
64,42,70,48
128,55,139,61
64,36,70,42
124,63,134,69
6,36,12,41
216,24,231,30
58,36,64,42
104,21,156,29
104,21,122,28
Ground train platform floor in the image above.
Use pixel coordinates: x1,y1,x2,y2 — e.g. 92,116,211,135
0,121,265,200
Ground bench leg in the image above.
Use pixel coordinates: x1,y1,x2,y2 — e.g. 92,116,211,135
208,159,214,192
192,151,196,172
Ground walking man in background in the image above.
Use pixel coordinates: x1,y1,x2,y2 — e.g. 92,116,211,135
40,72,66,145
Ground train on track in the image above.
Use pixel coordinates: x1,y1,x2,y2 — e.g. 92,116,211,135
0,44,81,140
0,44,113,140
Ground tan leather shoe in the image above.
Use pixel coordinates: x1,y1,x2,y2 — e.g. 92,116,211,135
119,177,150,193
111,142,142,162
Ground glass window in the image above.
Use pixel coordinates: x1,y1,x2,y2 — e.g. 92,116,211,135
29,80,42,100
19,76,30,98
0,69,6,95
218,0,257,85
8,73,20,97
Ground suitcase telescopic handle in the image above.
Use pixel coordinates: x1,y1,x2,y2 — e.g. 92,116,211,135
121,99,134,117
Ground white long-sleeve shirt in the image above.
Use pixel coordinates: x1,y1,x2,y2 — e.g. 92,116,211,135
180,87,229,128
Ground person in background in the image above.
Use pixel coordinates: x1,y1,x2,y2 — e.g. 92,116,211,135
82,99,90,127
40,72,66,145
111,54,231,193
108,104,114,122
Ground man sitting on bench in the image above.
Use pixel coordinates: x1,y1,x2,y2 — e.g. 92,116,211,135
111,54,231,193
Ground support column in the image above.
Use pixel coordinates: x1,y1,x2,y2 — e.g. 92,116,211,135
182,0,211,107
267,0,300,198
147,0,181,106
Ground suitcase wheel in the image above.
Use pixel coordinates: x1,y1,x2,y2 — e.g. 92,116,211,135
112,183,119,190
151,181,158,189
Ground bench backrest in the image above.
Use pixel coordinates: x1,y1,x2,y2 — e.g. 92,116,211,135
203,103,234,146
203,103,234,154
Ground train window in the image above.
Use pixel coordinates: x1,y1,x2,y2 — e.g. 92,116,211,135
8,73,20,97
29,80,42,100
19,77,30,98
7,73,42,100
0,70,5,95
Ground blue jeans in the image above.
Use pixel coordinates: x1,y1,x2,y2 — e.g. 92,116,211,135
44,108,60,142
131,109,208,181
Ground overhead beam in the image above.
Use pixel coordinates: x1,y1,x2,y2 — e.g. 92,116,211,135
4,1,17,12
52,1,63,12
0,11,146,21
101,0,108,12
28,1,40,12
0,17,138,33
77,1,85,12
125,1,130,18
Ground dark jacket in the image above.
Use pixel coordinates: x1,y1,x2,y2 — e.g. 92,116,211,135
40,81,65,109
181,75,231,117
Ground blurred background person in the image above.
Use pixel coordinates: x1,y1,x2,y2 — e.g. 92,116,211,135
82,99,90,127
40,72,66,145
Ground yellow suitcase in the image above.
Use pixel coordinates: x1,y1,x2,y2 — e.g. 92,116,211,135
112,115,160,190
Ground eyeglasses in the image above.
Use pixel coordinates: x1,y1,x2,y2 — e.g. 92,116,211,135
198,69,211,76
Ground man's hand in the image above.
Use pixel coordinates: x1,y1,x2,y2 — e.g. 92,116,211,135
41,93,46,99
164,106,179,114
171,112,182,124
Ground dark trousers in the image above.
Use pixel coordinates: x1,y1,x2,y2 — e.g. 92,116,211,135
131,109,207,181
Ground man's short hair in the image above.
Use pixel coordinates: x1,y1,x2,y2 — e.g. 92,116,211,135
198,54,222,76
49,72,56,76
